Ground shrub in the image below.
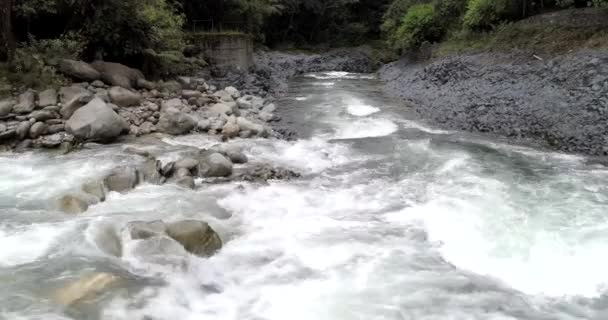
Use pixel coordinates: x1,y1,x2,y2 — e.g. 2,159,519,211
463,0,509,29
393,3,442,51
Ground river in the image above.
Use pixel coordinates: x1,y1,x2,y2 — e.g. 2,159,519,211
1,72,608,319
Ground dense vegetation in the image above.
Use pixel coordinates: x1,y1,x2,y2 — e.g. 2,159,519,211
0,0,607,89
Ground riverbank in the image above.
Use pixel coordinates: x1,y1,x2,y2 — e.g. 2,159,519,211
379,48,608,156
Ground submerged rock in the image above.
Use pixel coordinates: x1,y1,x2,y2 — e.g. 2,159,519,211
57,193,97,214
53,272,120,306
104,166,139,193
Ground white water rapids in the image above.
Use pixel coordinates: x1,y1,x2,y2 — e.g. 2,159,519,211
1,72,608,319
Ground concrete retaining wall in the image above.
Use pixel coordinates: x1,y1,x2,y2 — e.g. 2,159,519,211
189,33,253,71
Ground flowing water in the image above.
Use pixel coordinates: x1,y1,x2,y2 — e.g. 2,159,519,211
2,72,608,319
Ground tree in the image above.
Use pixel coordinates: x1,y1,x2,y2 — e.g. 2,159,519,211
0,0,14,61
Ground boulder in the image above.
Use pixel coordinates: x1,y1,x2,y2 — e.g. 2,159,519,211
91,80,106,88
236,164,301,182
211,144,248,164
157,107,196,135
53,273,119,306
137,159,164,184
182,90,202,99
198,152,233,178
16,121,31,139
262,103,276,113
175,157,199,171
29,122,48,138
0,99,14,116
13,91,36,114
39,132,74,148
47,124,65,134
136,78,156,90
0,130,15,141
57,194,97,214
91,61,145,89
160,98,183,111
58,59,101,82
174,176,196,189
165,220,222,257
82,180,106,202
126,220,167,240
38,89,58,107
108,87,142,107
222,122,240,139
59,86,94,119
104,166,139,193
65,98,128,141
29,110,55,122
159,80,182,93
224,86,240,99
214,90,234,102
210,102,238,117
236,117,265,136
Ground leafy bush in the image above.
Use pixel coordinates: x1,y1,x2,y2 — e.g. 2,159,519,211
392,3,442,51
6,32,85,88
463,0,509,29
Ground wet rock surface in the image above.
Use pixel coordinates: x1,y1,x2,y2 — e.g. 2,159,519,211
379,50,608,156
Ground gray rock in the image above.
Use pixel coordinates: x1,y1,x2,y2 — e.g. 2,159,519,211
13,91,36,114
236,96,253,109
0,129,15,140
66,98,128,141
0,123,5,133
182,90,202,99
160,98,183,111
58,59,101,81
38,89,58,107
197,119,211,131
137,78,156,90
137,159,164,185
262,103,276,113
175,167,192,178
82,180,106,202
157,107,196,135
29,110,55,122
224,86,240,99
210,102,238,116
161,161,176,177
214,90,234,102
159,80,182,93
165,220,222,257
91,61,145,90
236,117,265,135
109,86,142,107
16,121,32,139
57,193,98,214
258,112,274,122
175,158,199,171
139,121,154,135
0,99,14,116
177,76,193,89
29,122,48,138
47,124,65,134
126,220,167,240
104,166,139,193
91,80,105,88
174,176,195,189
59,86,94,119
198,152,233,178
222,122,240,139
39,132,74,148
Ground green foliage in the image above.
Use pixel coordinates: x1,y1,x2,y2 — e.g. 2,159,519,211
462,0,509,29
381,0,426,39
14,0,57,19
142,48,207,79
393,3,442,50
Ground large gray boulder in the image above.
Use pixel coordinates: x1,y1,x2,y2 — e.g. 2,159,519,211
198,152,233,178
104,166,139,193
16,121,31,139
91,61,145,90
0,99,14,116
59,86,93,119
108,87,142,107
165,220,222,257
13,91,36,114
210,102,238,117
38,89,58,107
157,107,196,135
66,98,128,141
236,117,265,136
58,59,102,82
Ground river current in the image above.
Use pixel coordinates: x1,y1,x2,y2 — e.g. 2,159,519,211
1,72,608,319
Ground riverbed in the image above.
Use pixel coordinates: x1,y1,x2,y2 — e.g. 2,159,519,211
1,71,608,319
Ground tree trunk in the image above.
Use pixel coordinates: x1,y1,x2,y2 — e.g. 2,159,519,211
0,0,14,61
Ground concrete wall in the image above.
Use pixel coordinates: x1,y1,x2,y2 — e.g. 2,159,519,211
189,33,253,72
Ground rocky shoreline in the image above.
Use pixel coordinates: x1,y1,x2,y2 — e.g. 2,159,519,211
379,49,608,156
